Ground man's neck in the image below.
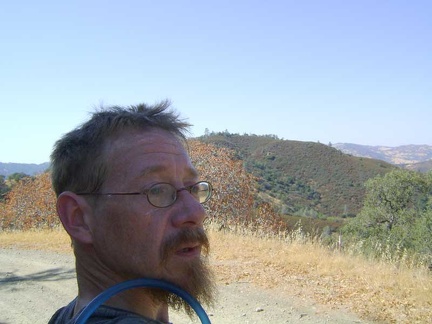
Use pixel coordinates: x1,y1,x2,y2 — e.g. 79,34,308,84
73,252,169,322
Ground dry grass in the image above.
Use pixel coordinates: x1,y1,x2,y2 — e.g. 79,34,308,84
209,230,432,324
1,229,431,323
0,229,72,253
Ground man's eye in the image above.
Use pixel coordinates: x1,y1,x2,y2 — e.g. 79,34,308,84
149,185,167,195
190,185,200,194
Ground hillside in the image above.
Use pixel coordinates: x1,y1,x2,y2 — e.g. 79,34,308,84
199,133,396,217
333,143,432,166
404,159,432,173
0,162,50,176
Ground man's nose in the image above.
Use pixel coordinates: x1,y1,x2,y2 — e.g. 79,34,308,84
171,190,206,227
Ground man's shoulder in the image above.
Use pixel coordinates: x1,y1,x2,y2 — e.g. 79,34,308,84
48,299,76,324
48,300,165,324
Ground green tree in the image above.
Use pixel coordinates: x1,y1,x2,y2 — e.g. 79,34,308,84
0,175,10,200
7,172,30,182
344,169,432,262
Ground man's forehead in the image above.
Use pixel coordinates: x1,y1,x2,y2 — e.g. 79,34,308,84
105,129,196,172
136,142,186,154
140,163,199,178
109,129,186,153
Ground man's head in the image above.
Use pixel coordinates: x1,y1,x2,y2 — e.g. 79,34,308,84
51,101,215,315
51,100,189,197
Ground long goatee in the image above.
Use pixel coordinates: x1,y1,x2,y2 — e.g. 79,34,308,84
152,228,217,317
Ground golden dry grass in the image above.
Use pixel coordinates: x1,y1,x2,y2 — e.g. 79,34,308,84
1,229,431,323
210,230,432,323
0,229,72,253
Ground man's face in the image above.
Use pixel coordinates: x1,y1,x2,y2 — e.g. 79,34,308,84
88,128,214,304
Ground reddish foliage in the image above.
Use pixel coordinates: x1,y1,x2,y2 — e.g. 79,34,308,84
189,140,286,233
0,172,58,230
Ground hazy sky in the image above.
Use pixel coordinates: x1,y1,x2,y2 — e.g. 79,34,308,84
1,1,431,163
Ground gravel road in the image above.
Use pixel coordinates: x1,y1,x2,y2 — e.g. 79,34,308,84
0,248,371,324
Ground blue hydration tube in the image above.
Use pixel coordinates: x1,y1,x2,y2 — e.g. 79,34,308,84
73,278,211,324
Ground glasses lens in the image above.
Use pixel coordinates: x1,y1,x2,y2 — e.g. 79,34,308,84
191,182,212,203
148,183,176,207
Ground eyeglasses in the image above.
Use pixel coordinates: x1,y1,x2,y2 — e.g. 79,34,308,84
76,181,212,208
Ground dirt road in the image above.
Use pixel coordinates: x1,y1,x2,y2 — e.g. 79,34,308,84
0,248,370,324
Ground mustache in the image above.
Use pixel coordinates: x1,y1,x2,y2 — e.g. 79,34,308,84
160,228,210,262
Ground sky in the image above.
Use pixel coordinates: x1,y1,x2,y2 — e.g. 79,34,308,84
1,1,431,164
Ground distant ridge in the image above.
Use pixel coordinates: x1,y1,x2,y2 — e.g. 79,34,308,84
332,143,432,166
0,162,50,177
403,159,432,173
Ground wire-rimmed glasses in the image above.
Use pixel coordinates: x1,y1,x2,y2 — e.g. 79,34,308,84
76,181,213,208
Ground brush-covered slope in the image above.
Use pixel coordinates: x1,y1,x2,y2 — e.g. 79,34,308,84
199,133,396,217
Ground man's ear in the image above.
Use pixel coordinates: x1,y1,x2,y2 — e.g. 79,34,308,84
56,191,94,245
